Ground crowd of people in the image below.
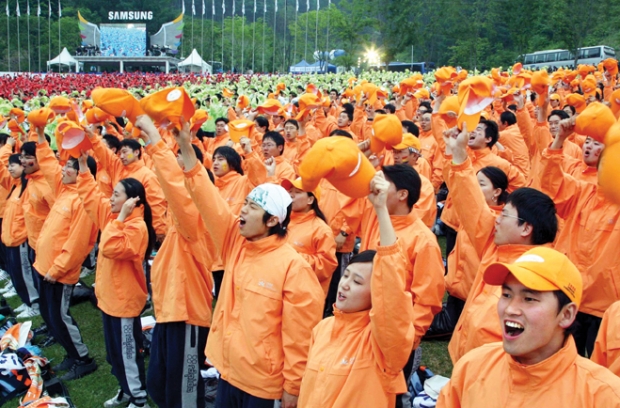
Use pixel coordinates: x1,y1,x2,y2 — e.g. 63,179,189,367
0,60,619,408
100,26,148,57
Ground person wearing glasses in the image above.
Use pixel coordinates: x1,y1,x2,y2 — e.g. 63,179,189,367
240,131,296,185
443,123,558,364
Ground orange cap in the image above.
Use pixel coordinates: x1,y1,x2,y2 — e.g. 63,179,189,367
306,83,318,94
599,122,620,204
91,87,145,124
609,89,620,118
531,70,550,99
414,88,430,100
392,133,421,151
124,122,142,138
370,114,402,153
49,96,72,114
27,108,56,128
190,109,209,132
299,136,376,199
295,93,321,120
578,64,596,79
81,100,94,113
60,123,92,158
564,93,587,114
549,93,561,101
85,107,112,124
581,76,597,98
140,87,196,130
512,63,522,75
257,99,284,116
457,76,494,131
438,95,459,128
484,247,582,306
281,177,321,202
8,119,24,135
237,95,250,110
228,119,255,143
574,102,616,144
222,88,234,98
603,58,619,77
9,108,25,123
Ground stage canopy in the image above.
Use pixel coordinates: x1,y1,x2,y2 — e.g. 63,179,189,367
47,48,80,72
178,49,212,73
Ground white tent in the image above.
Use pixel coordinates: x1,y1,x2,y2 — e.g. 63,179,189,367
178,49,212,73
47,48,80,72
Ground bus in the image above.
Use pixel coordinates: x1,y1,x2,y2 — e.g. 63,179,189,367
521,45,616,70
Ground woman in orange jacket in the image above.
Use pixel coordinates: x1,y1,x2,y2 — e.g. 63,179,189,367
177,122,324,408
282,177,338,296
298,171,415,408
76,152,154,408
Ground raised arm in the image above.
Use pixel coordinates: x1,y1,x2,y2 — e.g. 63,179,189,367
87,127,124,182
100,196,148,261
35,135,62,197
0,142,15,190
76,154,111,229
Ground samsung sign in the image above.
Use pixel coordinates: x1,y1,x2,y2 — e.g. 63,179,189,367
108,11,154,20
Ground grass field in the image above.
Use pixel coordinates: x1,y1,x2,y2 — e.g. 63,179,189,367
5,236,453,407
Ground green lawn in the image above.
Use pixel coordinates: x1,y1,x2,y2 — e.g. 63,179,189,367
5,235,453,407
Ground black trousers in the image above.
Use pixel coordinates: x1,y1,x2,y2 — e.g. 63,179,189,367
147,321,209,408
37,273,89,360
5,243,39,307
215,379,275,408
101,312,147,405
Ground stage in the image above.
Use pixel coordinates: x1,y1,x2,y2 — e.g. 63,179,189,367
74,56,181,73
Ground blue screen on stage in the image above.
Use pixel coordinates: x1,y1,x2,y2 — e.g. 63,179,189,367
100,24,146,57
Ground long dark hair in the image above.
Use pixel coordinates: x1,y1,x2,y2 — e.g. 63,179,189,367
308,193,327,223
478,166,509,204
7,154,27,199
119,177,156,261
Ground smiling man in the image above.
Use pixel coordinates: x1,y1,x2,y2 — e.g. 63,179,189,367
438,247,620,407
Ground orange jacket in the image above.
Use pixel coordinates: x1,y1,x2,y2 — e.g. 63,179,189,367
298,241,415,407
351,107,373,141
446,158,538,363
498,124,530,179
288,210,338,295
342,201,444,349
184,162,324,399
22,169,55,251
591,300,620,377
563,155,598,185
439,337,620,407
413,156,433,182
91,136,168,236
445,205,503,302
540,148,620,317
244,151,296,185
414,174,437,229
319,179,357,254
419,129,444,190
146,140,215,327
0,145,27,247
33,142,97,284
313,108,338,138
77,172,148,318
282,136,311,172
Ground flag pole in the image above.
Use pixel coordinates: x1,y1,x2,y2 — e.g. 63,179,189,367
16,0,21,72
261,0,265,73
230,0,234,72
221,0,224,71
294,0,298,66
282,0,286,73
210,0,214,70
251,0,255,72
314,0,318,64
6,1,10,72
27,0,31,72
47,0,50,67
241,0,244,72
304,0,308,61
191,0,195,53
272,0,276,73
201,0,205,59
57,0,61,64
38,0,41,72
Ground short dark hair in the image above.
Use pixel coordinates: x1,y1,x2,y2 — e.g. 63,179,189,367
68,156,97,179
284,119,300,130
506,187,557,245
102,134,121,151
213,146,243,175
329,129,353,139
548,110,570,121
178,144,204,165
479,119,499,148
20,141,36,157
263,131,285,155
382,164,421,210
349,249,377,265
339,109,353,122
329,88,339,96
507,104,517,112
215,117,229,125
419,101,432,112
262,204,292,238
383,104,396,114
254,116,270,130
563,105,576,116
401,120,420,137
342,103,354,116
0,133,8,146
478,166,509,204
119,139,143,159
500,111,517,126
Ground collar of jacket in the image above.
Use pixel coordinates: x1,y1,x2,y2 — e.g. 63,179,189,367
507,335,578,390
215,171,241,188
331,306,371,340
242,233,287,256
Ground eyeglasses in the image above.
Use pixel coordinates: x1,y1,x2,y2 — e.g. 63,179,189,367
262,143,277,148
20,155,35,160
498,212,524,222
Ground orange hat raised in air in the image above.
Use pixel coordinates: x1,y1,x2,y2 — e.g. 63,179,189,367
370,114,402,153
27,108,56,128
8,119,24,135
190,109,209,132
228,119,255,143
484,247,582,306
457,76,494,131
91,87,145,123
140,87,196,130
9,108,25,123
581,75,598,99
85,107,112,124
222,88,234,98
295,93,321,120
49,96,72,114
60,123,92,158
574,102,615,144
299,136,376,199
257,99,283,116
530,70,550,102
438,95,459,128
237,95,250,110
603,58,619,77
564,93,587,114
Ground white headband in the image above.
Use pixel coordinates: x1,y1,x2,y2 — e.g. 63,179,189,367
247,184,292,225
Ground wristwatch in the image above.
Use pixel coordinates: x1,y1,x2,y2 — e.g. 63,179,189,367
339,231,349,237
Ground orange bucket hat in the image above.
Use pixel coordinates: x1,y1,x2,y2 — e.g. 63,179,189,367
222,88,234,98
574,102,616,144
27,108,56,128
609,88,620,118
457,76,494,131
299,136,377,199
91,87,145,123
581,75,598,99
140,87,196,130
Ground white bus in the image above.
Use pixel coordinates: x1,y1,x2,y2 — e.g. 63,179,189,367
521,45,616,70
